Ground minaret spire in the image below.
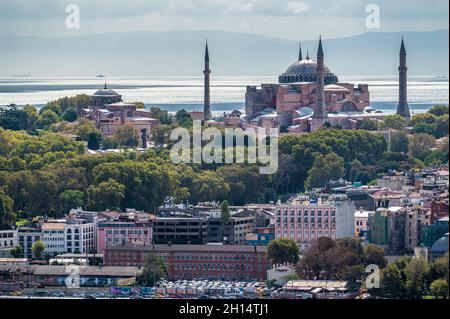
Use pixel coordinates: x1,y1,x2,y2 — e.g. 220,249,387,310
298,42,303,61
312,36,327,131
306,49,310,60
396,36,410,121
203,40,212,121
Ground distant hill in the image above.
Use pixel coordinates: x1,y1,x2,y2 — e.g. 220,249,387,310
0,29,448,77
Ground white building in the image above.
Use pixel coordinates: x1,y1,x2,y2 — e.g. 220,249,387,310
42,223,66,257
18,225,42,258
275,195,355,251
65,219,96,254
0,230,19,258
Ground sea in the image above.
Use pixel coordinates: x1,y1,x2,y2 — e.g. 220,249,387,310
0,75,448,115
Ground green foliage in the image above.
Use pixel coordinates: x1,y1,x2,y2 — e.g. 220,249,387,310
305,152,344,189
267,238,300,265
32,240,45,260
87,179,125,211
62,107,78,122
114,124,139,147
409,133,436,158
175,109,193,128
0,188,15,230
430,279,449,299
356,119,378,131
411,106,449,138
297,237,385,286
137,254,167,287
59,190,84,213
10,245,23,258
390,131,409,153
87,131,102,150
379,115,408,130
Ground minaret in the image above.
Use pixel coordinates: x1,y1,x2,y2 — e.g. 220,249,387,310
203,41,212,121
396,37,410,120
311,36,327,131
298,42,303,61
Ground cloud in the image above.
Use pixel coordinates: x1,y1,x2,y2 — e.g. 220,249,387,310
286,1,311,14
0,0,447,39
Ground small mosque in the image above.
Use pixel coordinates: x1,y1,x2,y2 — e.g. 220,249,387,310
243,37,411,132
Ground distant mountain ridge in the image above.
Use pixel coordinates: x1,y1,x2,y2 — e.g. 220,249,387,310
0,29,448,77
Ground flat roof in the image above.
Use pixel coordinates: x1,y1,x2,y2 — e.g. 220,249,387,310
106,244,267,253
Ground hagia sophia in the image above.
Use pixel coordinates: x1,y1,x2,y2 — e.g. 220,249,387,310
80,36,411,138
242,37,411,132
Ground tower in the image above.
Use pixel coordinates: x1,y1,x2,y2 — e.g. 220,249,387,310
396,37,410,120
203,41,212,121
311,36,327,131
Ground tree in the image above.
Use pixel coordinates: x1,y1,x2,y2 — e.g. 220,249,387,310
267,239,300,266
59,190,84,213
364,244,387,268
220,200,231,241
115,125,139,147
380,263,403,297
409,133,436,158
87,179,125,211
305,152,344,189
137,254,167,287
428,105,449,117
32,240,45,260
426,253,449,285
61,107,78,122
87,131,102,150
175,109,193,128
390,131,409,153
405,258,429,298
37,109,60,128
380,115,408,130
430,279,449,299
10,245,23,258
0,188,15,230
356,119,378,131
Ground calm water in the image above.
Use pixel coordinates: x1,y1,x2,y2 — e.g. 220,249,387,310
0,76,448,115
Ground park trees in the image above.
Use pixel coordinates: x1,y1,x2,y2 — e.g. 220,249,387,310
137,254,167,287
87,179,125,211
267,238,300,266
305,152,344,189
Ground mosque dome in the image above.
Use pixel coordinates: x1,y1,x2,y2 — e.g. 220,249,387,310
92,83,121,97
279,57,339,85
92,88,121,97
431,233,449,255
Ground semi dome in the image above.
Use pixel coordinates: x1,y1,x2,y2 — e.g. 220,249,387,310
279,57,339,85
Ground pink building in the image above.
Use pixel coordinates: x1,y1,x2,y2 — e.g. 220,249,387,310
275,196,355,251
97,211,154,254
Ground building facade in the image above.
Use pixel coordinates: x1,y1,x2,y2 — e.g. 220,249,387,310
275,196,355,250
97,213,153,254
0,230,18,258
152,217,209,245
104,244,269,281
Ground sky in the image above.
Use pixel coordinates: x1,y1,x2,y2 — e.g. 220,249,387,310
0,0,448,40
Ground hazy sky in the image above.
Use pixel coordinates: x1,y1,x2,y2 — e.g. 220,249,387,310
0,0,448,40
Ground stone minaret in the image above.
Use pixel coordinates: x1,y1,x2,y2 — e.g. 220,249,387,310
396,37,410,120
311,37,327,131
203,41,212,121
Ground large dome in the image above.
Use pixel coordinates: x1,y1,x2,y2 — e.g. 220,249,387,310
279,58,339,85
